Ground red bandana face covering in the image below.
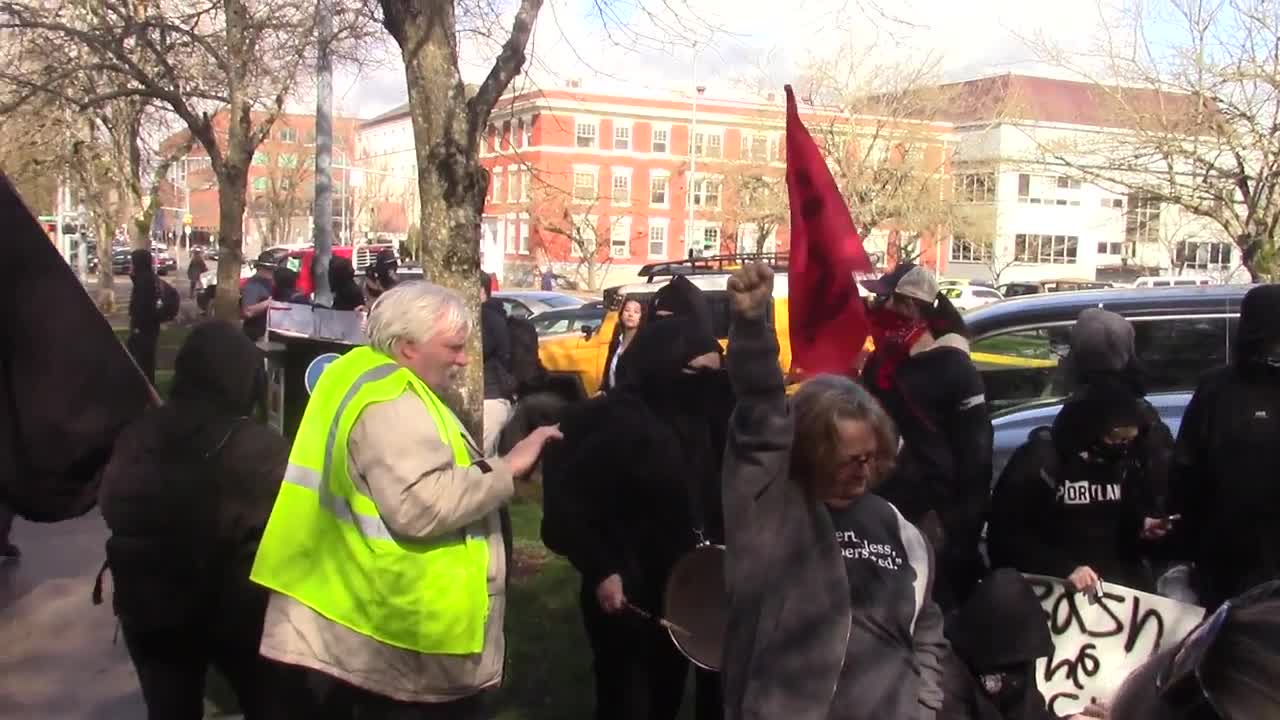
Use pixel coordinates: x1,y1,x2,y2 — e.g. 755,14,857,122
868,305,929,389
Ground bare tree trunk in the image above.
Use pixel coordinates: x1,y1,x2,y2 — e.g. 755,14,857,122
213,172,249,320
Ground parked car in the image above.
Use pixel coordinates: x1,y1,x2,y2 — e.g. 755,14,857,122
996,278,1114,297
971,283,1253,479
531,305,607,337
1130,275,1214,288
152,246,177,276
942,284,1005,311
494,291,585,319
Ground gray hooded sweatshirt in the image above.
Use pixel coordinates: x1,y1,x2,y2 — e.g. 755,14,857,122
721,313,947,720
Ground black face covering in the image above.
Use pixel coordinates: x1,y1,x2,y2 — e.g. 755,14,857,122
1088,437,1135,463
1259,340,1280,371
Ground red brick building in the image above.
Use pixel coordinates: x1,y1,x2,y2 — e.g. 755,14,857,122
158,111,359,257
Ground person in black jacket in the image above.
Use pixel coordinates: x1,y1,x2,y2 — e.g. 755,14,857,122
99,321,288,719
481,272,515,455
861,262,993,609
326,255,366,311
127,249,162,384
270,266,310,304
988,374,1167,594
541,314,731,720
187,248,207,300
600,297,644,393
1170,284,1280,610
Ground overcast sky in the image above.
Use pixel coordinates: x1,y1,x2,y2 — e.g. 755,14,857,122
329,0,1126,119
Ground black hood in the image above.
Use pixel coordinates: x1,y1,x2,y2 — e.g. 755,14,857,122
1063,308,1145,394
1235,284,1280,364
1051,375,1145,458
130,249,154,277
167,321,265,429
946,569,1053,670
649,275,715,339
616,316,722,392
329,255,356,287
272,266,299,300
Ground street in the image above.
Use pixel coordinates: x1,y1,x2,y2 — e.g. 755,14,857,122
0,512,147,719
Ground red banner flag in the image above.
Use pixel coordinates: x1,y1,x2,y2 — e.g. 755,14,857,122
784,85,872,379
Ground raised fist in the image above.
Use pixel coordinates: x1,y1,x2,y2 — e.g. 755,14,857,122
727,263,774,321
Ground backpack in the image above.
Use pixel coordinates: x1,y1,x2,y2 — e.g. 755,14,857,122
155,278,180,322
506,315,547,396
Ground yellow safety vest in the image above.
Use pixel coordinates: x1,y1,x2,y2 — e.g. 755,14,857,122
250,346,489,655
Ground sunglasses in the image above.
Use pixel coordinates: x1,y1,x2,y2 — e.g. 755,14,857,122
1156,578,1280,719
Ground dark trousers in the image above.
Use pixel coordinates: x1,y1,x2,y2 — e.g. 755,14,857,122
189,279,200,299
266,662,490,720
126,329,159,384
122,622,272,720
580,584,722,720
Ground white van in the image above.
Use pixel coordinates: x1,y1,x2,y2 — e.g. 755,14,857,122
1131,276,1213,288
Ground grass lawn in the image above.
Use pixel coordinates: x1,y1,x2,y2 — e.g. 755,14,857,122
137,323,609,719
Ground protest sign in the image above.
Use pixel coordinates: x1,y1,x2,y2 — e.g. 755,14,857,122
1023,574,1206,716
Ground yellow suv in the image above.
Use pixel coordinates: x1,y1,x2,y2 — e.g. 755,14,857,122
537,256,794,400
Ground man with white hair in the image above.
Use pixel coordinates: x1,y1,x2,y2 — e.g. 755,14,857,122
251,280,561,717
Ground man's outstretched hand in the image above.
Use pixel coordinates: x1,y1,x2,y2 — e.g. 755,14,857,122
503,425,563,478
727,263,774,321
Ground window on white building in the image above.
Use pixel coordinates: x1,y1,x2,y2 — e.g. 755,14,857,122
1018,173,1082,206
950,235,992,263
576,121,597,149
692,178,721,209
1097,241,1129,256
954,173,996,203
573,171,597,202
648,223,667,258
650,175,669,205
1126,193,1161,246
652,128,669,153
1015,233,1079,264
1177,241,1232,270
610,218,632,258
612,173,630,204
614,126,631,151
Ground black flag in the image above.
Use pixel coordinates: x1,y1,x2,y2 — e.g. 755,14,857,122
0,173,155,522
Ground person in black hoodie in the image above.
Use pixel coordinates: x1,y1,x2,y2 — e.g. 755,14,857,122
99,321,289,719
1170,284,1280,610
270,266,311,305
988,374,1165,594
861,262,993,609
481,272,515,455
127,248,162,383
326,255,366,311
541,313,732,720
942,569,1074,720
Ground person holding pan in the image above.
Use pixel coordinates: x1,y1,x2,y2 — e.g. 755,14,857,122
541,310,732,720
719,263,949,720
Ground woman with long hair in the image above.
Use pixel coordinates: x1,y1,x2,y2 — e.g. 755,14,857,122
719,263,948,720
600,297,644,393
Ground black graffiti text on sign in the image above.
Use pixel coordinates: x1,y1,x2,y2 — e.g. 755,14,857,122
1027,576,1171,714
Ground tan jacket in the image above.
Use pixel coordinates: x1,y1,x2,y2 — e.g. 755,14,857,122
259,390,514,703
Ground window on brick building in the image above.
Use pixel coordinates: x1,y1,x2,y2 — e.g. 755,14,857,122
614,125,630,150
279,127,298,143
648,224,667,258
652,129,669,153
576,122,597,148
612,174,630,204
573,171,597,201
650,175,669,205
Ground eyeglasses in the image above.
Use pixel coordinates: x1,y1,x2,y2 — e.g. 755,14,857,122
1156,579,1280,719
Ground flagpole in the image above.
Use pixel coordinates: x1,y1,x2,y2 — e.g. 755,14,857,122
686,49,702,259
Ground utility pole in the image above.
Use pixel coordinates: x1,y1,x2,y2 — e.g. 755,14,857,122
311,0,334,306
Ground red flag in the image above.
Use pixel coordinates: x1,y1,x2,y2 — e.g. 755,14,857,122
0,173,155,522
784,85,872,379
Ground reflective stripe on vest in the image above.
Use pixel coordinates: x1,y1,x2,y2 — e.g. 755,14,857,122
250,346,489,655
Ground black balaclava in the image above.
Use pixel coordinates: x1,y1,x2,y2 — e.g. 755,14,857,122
1235,284,1280,378
271,267,300,301
1051,375,1146,461
163,320,265,443
648,275,716,341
